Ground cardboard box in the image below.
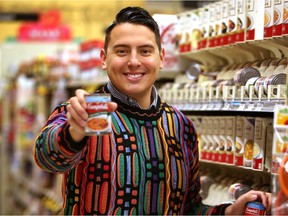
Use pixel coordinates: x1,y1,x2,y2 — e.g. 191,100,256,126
252,117,267,171
208,3,217,48
212,117,220,162
264,0,274,38
246,0,265,41
200,117,208,160
228,0,238,44
214,2,222,47
273,0,284,37
236,0,247,42
226,116,236,165
243,117,255,169
177,12,192,53
218,117,227,163
282,0,288,34
235,116,245,166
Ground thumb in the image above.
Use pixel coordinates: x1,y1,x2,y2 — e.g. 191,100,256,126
108,102,118,112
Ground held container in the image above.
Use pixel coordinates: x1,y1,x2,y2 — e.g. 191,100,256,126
85,93,112,135
244,201,266,215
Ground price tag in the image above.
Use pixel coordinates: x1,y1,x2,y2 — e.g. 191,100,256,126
255,103,263,111
223,102,230,110
194,104,201,110
201,103,208,110
207,103,214,110
238,103,246,110
246,103,254,111
214,103,222,110
188,104,194,110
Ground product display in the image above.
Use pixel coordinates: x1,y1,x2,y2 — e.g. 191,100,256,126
1,0,288,214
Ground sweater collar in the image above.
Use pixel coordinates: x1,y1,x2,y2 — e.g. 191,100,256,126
107,81,158,110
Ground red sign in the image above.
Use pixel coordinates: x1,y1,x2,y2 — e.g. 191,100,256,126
17,10,71,41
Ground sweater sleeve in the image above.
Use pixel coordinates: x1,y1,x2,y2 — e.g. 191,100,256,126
33,102,89,173
183,116,232,215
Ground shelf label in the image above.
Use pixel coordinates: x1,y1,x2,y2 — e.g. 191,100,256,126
247,103,254,111
238,103,246,110
223,102,230,110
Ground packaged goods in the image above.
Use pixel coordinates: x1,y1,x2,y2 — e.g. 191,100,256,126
85,93,112,135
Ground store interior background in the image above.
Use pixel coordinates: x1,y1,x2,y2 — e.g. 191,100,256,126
1,0,287,215
0,1,208,214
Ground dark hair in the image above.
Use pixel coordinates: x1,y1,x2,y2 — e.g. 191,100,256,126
104,6,161,51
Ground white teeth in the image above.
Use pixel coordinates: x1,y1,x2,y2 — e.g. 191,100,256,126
127,74,142,78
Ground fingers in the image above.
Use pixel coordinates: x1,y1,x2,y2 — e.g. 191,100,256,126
261,192,272,212
75,89,88,110
230,190,272,215
245,190,272,212
67,99,87,127
66,89,89,141
68,89,89,123
66,89,118,142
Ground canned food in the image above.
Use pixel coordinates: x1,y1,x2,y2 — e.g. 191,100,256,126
244,201,266,215
234,67,261,87
263,73,286,94
254,77,266,96
85,93,112,135
228,183,251,201
245,77,259,96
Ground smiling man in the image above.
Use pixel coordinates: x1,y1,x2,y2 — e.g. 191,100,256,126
101,21,164,109
34,6,271,215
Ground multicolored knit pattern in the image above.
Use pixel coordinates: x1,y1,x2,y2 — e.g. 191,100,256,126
34,86,230,215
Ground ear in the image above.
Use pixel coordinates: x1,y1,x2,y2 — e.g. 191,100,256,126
100,49,107,70
159,48,165,69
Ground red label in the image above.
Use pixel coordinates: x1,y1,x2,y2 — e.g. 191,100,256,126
86,102,109,114
264,26,273,38
246,29,255,40
206,150,212,161
234,154,243,166
211,151,219,162
218,151,226,163
236,31,245,42
252,157,263,170
201,151,207,160
273,24,283,36
220,35,229,46
244,202,265,215
226,152,234,164
282,23,288,34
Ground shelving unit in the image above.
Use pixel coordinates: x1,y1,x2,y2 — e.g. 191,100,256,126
161,11,288,206
1,1,288,214
179,37,288,72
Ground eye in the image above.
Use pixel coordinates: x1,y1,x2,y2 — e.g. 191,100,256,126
115,48,128,56
140,48,153,56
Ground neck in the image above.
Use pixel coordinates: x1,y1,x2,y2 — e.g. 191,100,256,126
107,82,157,110
134,92,152,109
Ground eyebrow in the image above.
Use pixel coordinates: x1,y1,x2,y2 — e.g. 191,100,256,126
113,44,155,49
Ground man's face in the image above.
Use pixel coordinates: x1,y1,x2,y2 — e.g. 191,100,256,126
101,23,165,103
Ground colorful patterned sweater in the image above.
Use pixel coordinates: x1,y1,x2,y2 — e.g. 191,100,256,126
34,85,230,215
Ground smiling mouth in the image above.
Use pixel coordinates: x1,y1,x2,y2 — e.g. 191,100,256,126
125,73,144,78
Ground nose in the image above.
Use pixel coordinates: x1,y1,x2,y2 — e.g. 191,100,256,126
128,51,141,66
